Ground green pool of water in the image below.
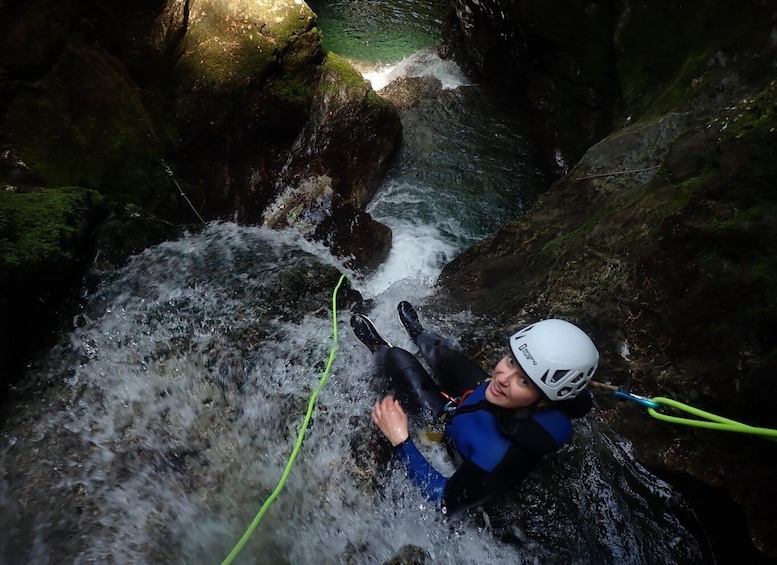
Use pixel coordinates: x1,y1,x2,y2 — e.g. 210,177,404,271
307,0,448,63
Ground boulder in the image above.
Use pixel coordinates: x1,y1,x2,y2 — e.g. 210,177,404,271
263,175,391,272
168,0,325,220
278,52,402,209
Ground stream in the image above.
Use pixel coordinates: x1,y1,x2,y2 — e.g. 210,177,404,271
0,1,716,563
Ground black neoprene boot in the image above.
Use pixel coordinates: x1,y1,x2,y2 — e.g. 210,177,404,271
351,313,390,353
397,301,424,343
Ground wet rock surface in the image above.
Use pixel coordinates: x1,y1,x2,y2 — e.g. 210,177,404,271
441,0,777,555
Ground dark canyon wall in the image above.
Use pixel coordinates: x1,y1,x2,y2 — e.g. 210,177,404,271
441,0,777,557
2,0,777,557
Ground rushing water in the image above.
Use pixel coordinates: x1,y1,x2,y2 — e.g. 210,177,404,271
0,2,714,564
0,223,709,564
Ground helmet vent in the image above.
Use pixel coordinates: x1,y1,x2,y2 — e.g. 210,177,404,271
547,369,570,384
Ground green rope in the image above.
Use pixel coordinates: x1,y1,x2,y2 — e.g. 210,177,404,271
221,273,350,565
647,397,777,440
590,381,777,442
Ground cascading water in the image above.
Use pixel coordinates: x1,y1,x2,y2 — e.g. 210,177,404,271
0,223,709,564
0,2,715,563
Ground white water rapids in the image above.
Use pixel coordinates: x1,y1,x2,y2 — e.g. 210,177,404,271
0,52,710,564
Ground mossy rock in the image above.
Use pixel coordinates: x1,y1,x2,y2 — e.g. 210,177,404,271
0,186,103,282
637,81,777,421
439,77,777,557
178,0,319,88
615,0,770,122
279,52,401,209
1,37,173,211
0,186,105,386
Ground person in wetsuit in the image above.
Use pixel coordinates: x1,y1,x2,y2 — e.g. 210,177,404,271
351,302,599,515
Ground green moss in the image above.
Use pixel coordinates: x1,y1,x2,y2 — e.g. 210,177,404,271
322,52,364,86
319,52,378,101
0,187,103,283
182,0,318,87
195,33,277,85
617,0,757,120
268,75,314,108
280,27,323,72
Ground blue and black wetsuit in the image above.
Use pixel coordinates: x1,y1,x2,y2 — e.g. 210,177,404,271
376,330,592,515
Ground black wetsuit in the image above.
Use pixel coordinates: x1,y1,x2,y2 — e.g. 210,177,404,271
377,330,592,515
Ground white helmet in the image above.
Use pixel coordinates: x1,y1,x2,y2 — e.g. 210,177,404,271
508,319,599,401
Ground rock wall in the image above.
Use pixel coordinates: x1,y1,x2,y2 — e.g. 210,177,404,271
444,0,620,177
0,0,399,387
442,0,777,557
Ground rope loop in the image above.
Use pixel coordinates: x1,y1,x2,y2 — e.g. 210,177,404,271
647,397,777,440
590,381,777,442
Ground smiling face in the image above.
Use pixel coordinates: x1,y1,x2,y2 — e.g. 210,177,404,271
485,353,543,409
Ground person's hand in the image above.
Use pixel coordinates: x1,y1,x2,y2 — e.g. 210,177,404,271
372,395,409,447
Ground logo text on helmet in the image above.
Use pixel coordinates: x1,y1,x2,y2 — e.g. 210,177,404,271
518,344,538,365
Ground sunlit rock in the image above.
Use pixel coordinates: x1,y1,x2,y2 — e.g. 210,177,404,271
263,175,391,272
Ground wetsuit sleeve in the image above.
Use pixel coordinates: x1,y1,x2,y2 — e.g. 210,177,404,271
442,459,505,515
394,439,446,502
394,440,504,514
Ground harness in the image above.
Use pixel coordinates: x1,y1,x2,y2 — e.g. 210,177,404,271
420,388,477,444
440,388,476,419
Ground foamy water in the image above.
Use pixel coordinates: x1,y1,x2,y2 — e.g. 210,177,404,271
0,224,518,563
359,48,471,91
